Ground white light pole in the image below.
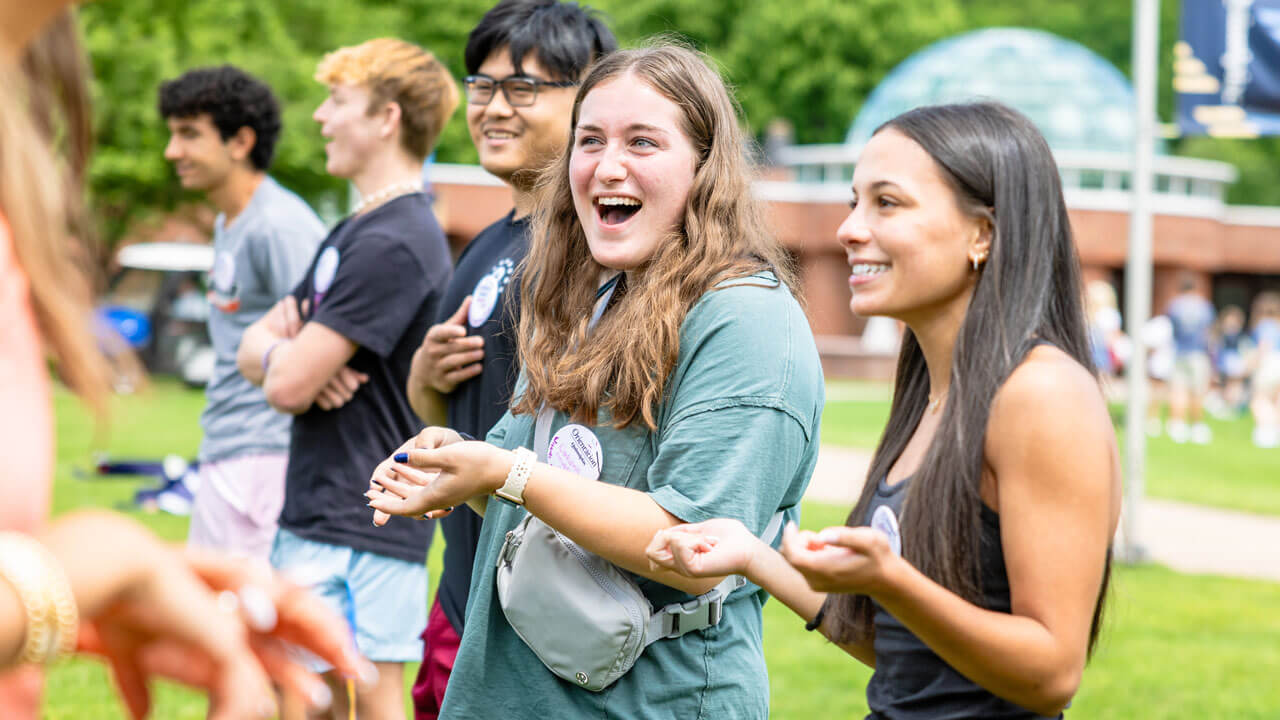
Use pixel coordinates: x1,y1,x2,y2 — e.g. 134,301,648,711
1122,0,1160,563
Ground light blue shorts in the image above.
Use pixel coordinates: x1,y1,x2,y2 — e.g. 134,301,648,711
270,528,426,667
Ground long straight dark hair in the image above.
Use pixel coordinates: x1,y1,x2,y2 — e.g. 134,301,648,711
825,102,1111,654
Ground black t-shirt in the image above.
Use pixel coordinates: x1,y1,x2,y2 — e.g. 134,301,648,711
864,476,1061,720
435,210,529,632
278,193,452,564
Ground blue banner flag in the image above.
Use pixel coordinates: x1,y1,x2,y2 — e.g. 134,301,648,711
1176,0,1280,137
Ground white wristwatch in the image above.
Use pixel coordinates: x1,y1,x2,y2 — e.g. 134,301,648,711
494,447,536,506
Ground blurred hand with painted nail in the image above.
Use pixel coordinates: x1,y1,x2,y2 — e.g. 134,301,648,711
9,512,368,719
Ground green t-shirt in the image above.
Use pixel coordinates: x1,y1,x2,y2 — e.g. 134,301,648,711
441,273,824,720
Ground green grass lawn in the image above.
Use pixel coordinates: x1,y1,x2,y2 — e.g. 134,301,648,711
1115,409,1280,516
768,504,1280,719
824,380,1280,517
43,379,1280,718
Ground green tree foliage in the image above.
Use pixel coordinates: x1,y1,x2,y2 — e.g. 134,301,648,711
1180,135,1280,206
75,0,1280,243
78,0,493,242
718,0,965,145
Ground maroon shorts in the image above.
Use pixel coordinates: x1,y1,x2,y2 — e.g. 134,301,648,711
411,600,462,720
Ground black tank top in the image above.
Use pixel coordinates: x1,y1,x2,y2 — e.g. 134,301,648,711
863,476,1062,720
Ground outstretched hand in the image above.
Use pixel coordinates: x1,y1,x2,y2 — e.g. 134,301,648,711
182,549,374,686
368,425,501,520
778,523,898,595
366,435,511,522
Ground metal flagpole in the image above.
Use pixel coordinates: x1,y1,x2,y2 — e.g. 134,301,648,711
1122,0,1160,563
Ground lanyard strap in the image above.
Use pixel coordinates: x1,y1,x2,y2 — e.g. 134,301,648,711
534,273,623,461
529,271,784,636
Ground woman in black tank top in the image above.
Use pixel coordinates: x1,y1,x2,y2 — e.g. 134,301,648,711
648,102,1120,719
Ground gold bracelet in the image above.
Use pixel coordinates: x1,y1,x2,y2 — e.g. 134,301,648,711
0,531,79,665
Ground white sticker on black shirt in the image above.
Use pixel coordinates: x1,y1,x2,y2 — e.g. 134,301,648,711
312,246,340,307
314,246,340,295
871,505,902,557
467,258,517,328
468,273,500,327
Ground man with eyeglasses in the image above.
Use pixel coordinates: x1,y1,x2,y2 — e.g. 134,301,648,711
403,1,615,717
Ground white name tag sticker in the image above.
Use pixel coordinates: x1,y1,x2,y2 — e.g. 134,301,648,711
871,505,902,557
468,272,500,328
213,251,236,294
314,246,340,295
547,424,603,481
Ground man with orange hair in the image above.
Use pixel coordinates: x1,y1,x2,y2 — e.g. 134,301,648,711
238,38,458,720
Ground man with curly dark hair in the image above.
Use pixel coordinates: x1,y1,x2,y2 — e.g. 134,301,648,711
158,65,326,562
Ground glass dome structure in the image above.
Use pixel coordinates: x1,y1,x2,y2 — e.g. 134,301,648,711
846,28,1160,155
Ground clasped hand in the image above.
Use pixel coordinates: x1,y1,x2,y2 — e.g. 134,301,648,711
646,519,900,596
366,427,513,524
265,295,367,411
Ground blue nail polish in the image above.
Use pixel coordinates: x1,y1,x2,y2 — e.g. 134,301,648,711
394,452,408,463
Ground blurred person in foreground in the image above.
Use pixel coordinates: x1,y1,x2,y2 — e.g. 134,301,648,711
238,37,458,720
401,2,615,717
0,4,369,719
158,65,326,560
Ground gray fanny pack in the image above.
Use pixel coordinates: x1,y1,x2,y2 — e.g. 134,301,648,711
494,420,784,691
494,274,784,691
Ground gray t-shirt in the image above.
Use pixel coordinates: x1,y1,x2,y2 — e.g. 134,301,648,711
199,176,325,461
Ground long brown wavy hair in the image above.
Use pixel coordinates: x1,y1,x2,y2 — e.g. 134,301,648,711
1,11,111,414
512,42,797,430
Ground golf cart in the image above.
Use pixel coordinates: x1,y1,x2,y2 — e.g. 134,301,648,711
97,241,215,388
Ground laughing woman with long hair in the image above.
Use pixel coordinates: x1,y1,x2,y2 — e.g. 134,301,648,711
647,102,1120,719
366,43,823,718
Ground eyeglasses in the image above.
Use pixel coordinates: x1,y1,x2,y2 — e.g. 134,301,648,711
464,74,577,107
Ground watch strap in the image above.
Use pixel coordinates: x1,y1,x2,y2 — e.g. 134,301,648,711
494,446,536,506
